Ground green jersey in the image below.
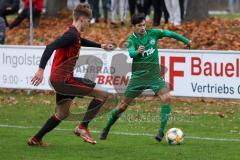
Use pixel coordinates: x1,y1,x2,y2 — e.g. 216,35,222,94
127,29,189,81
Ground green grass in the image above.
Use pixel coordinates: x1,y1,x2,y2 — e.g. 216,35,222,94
0,93,240,160
211,13,240,20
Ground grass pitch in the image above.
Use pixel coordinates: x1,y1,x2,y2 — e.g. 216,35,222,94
0,92,240,160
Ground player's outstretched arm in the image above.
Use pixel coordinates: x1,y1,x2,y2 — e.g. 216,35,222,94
161,29,190,47
81,38,114,51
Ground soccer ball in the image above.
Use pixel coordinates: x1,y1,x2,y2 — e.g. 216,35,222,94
165,128,184,145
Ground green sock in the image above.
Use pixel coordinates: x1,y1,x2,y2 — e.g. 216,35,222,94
160,104,171,133
105,108,120,130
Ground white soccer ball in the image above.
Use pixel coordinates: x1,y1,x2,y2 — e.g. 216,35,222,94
166,128,184,145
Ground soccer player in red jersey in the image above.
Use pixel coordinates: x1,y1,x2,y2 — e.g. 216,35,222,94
28,3,114,146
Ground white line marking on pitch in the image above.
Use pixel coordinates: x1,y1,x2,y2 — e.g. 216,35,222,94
0,124,240,142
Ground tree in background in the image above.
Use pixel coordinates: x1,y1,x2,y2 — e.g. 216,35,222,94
184,0,209,22
46,0,68,17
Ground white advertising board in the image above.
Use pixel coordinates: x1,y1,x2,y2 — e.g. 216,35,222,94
0,45,240,99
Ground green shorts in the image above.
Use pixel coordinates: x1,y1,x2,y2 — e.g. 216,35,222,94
124,77,166,98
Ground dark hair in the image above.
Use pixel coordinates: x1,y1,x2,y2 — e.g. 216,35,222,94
73,3,92,21
131,13,145,25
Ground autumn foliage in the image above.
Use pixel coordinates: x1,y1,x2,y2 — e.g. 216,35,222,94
5,10,240,51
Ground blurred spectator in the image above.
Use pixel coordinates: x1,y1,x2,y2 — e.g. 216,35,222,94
9,0,44,29
92,0,110,24
143,0,151,20
143,0,169,26
128,0,144,18
228,0,239,13
0,0,20,27
80,0,93,9
179,0,184,21
160,0,169,25
111,0,128,26
0,17,6,44
164,0,181,26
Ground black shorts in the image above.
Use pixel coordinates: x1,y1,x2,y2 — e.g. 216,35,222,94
51,77,96,105
56,93,75,105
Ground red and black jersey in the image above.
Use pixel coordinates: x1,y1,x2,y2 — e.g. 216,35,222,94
51,26,81,81
39,25,101,82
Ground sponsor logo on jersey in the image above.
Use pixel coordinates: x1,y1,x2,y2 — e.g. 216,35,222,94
143,48,155,57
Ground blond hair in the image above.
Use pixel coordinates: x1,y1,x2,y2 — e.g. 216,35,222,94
73,3,92,21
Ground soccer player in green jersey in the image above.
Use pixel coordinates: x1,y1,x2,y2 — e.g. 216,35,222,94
99,13,190,142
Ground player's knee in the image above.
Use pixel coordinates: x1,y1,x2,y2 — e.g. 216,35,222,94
56,110,69,120
163,97,171,105
161,94,171,105
97,92,109,102
61,111,69,120
118,106,127,113
119,101,129,111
